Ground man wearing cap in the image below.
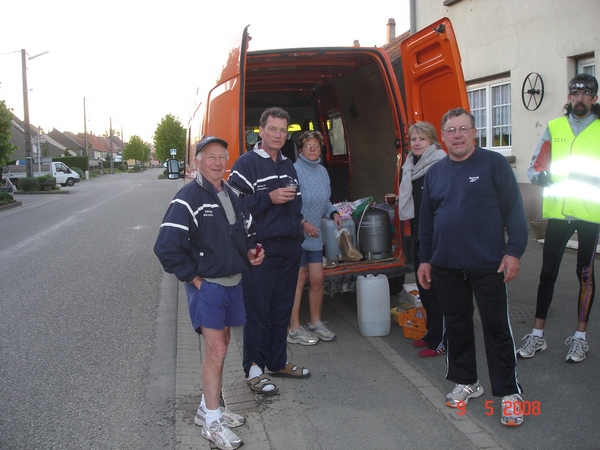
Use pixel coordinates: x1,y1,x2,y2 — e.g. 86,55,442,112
228,107,310,395
517,73,600,364
154,136,264,450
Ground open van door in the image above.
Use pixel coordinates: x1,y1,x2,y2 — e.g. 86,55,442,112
401,18,469,139
201,26,250,171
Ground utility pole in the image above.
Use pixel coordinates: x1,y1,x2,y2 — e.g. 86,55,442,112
110,117,114,174
20,49,49,177
83,97,88,156
21,50,33,177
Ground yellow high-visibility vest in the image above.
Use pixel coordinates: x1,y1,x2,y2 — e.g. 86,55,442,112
543,117,600,223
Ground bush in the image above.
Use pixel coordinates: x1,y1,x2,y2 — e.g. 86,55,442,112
38,174,57,191
119,163,128,172
71,166,84,179
18,177,39,192
133,165,141,172
0,192,14,204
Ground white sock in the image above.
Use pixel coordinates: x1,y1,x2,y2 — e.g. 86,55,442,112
248,365,262,380
574,331,586,340
200,394,206,409
204,406,222,426
532,328,544,338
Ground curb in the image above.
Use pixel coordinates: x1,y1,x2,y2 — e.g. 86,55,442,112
0,201,22,212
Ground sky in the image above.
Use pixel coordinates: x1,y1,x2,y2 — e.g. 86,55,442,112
1,1,410,144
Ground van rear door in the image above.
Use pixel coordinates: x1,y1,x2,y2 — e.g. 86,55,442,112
401,18,469,138
200,27,250,171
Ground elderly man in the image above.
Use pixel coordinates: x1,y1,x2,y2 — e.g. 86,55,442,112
154,136,264,450
417,107,528,427
517,74,600,363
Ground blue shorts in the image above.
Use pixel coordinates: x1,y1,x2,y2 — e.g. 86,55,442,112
300,249,323,267
184,281,246,333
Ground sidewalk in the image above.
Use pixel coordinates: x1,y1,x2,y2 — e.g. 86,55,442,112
173,285,504,450
173,235,600,449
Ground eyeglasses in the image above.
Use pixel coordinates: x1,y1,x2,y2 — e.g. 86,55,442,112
442,126,474,135
569,89,595,98
302,144,321,150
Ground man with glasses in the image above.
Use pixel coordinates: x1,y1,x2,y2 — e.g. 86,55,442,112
228,107,311,396
517,74,600,364
417,107,528,426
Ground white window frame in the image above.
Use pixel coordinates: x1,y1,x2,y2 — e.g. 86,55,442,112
467,78,512,157
577,56,595,76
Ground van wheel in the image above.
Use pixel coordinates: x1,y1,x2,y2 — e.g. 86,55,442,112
66,178,75,186
60,183,67,187
388,275,405,295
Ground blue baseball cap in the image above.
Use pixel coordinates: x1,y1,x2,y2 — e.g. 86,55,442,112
195,136,228,156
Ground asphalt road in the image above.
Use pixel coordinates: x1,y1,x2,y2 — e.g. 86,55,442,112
0,170,181,449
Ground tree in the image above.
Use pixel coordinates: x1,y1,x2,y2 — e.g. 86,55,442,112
122,135,149,164
153,114,185,162
0,100,18,166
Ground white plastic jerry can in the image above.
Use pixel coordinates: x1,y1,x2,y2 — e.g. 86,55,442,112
356,274,391,337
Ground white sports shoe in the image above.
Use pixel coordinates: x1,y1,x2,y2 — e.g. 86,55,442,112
308,321,336,341
565,336,588,363
445,381,484,408
201,417,243,450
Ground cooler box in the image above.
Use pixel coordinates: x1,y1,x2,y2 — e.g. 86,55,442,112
398,307,427,340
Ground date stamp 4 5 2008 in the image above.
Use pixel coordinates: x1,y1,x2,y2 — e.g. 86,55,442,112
456,400,541,417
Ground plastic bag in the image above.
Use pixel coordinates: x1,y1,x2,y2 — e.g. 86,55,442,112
338,230,363,262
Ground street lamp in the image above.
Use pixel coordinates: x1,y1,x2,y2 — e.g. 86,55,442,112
21,49,49,177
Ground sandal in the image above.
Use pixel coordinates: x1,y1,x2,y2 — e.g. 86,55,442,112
269,362,311,379
246,374,279,395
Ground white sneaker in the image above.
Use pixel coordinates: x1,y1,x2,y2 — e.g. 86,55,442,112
201,417,243,450
516,334,547,358
565,336,588,363
287,326,319,345
445,381,484,408
308,321,336,341
195,405,245,428
501,393,524,427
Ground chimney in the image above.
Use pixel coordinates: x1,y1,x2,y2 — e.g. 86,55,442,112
387,18,396,43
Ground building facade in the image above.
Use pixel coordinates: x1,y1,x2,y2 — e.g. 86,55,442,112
413,0,599,219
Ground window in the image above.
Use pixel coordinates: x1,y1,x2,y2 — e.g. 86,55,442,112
468,79,511,156
577,56,595,76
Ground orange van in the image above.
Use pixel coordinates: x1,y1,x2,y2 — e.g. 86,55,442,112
185,18,468,295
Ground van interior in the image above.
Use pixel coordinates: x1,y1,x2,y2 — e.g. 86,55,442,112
242,48,405,205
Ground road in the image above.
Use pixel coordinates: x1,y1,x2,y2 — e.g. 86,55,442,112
0,170,180,449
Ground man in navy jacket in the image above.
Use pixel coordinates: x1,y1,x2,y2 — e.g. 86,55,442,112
228,107,310,395
155,136,264,450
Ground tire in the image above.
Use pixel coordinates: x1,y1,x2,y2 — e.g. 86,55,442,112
66,178,75,187
388,274,405,295
60,183,67,187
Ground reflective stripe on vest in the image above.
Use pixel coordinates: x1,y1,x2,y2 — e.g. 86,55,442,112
543,117,600,223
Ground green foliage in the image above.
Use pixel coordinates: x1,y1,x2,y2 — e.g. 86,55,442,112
18,177,39,192
119,163,128,172
0,100,18,166
0,192,14,204
38,174,57,190
71,166,84,179
153,114,186,162
122,135,150,163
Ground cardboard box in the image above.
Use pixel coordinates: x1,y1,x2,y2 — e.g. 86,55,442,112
401,283,422,308
398,307,427,340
